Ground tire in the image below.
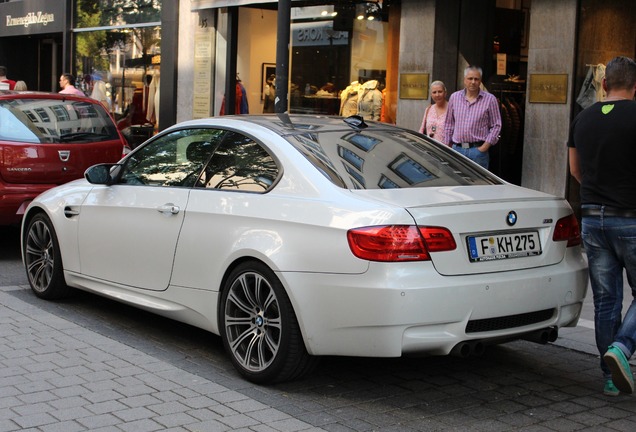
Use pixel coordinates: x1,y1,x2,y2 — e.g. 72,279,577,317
23,213,70,299
219,261,318,384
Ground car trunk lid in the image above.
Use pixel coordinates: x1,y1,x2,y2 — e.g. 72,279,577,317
1,139,123,185
350,185,574,275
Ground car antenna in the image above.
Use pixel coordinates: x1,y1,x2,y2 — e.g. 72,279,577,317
343,115,367,130
276,112,293,126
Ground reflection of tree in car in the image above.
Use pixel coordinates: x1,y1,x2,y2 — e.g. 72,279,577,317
207,134,278,191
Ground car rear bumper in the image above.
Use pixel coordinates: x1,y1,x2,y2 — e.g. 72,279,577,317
281,247,589,357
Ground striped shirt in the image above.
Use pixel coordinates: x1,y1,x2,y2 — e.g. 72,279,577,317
443,89,502,146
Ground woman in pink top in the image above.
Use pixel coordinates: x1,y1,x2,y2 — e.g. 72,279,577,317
419,80,449,145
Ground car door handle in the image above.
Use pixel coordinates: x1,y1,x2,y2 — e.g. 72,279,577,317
157,204,180,215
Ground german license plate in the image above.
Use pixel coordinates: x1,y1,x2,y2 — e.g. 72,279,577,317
467,231,542,262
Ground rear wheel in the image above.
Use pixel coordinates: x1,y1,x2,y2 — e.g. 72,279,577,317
23,213,70,299
220,261,317,383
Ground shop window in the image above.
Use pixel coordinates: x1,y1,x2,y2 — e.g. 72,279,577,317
73,0,162,139
288,4,389,119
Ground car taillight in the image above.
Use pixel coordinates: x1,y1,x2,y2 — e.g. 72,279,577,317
553,214,581,247
419,226,457,252
347,225,456,262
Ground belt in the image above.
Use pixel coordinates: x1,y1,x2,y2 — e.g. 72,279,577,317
581,206,636,218
453,141,484,149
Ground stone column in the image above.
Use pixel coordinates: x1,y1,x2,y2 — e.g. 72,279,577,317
521,0,577,197
396,0,437,131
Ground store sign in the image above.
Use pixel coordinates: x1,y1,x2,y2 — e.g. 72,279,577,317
400,73,429,100
529,74,568,104
0,0,64,35
6,11,55,28
292,23,348,47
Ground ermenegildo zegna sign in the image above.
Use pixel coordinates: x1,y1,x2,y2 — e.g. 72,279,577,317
0,0,65,36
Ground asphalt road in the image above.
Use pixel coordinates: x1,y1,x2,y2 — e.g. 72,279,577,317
0,225,28,286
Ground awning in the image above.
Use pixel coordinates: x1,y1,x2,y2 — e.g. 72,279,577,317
125,54,161,67
191,0,276,10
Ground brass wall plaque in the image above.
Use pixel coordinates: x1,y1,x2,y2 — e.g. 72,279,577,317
399,73,429,100
529,74,568,104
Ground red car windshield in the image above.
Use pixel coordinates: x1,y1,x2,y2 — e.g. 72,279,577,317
0,98,120,144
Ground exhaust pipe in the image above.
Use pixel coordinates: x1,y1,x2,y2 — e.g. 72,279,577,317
522,327,558,345
471,340,485,357
450,341,472,358
450,340,486,358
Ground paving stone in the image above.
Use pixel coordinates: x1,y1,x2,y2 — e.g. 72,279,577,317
39,419,85,432
120,394,163,409
75,413,122,429
12,412,58,429
153,412,199,428
50,406,92,422
114,406,155,422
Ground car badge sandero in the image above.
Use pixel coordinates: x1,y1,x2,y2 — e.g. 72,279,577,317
506,211,518,226
58,150,70,162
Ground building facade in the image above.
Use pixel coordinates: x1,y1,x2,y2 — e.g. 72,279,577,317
0,0,634,206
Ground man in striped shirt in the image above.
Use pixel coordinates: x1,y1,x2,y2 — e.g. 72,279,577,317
444,65,502,169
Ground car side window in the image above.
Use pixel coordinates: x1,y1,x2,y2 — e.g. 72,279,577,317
201,131,279,192
119,129,224,187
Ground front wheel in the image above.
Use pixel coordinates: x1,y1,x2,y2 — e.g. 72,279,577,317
23,213,70,299
219,261,317,384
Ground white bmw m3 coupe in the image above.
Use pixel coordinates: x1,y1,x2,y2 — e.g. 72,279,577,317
22,114,588,383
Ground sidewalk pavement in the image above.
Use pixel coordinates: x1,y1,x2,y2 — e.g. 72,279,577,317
2,282,636,432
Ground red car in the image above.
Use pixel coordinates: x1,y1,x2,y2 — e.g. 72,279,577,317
0,91,128,225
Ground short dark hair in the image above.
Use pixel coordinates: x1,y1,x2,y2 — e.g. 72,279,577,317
0,66,7,76
604,56,636,92
61,73,76,86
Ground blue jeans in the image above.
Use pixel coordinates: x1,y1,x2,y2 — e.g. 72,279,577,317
581,206,636,378
452,145,489,169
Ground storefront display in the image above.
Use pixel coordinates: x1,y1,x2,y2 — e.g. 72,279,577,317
214,2,394,120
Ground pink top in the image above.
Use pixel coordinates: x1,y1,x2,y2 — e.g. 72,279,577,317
419,104,448,146
59,85,85,96
443,89,501,146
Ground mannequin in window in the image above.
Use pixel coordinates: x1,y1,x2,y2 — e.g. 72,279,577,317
357,80,382,121
340,81,360,116
263,75,276,113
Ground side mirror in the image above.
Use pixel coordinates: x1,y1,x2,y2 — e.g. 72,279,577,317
85,164,117,185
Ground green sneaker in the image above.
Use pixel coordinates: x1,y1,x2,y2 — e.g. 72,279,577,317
604,345,634,394
604,379,620,396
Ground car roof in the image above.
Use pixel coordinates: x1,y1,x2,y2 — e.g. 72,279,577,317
177,114,403,137
0,90,92,102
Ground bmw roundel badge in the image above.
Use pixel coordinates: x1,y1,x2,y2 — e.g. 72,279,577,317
506,211,518,226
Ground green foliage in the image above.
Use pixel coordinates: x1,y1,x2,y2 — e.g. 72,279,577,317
74,0,162,76
76,0,161,28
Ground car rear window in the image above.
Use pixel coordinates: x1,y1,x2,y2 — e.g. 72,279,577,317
0,98,120,144
285,128,501,189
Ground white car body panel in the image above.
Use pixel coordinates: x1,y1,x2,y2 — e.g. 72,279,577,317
77,185,190,290
282,247,587,356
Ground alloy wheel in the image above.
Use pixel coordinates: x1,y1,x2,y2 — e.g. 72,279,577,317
24,219,55,293
224,271,282,373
